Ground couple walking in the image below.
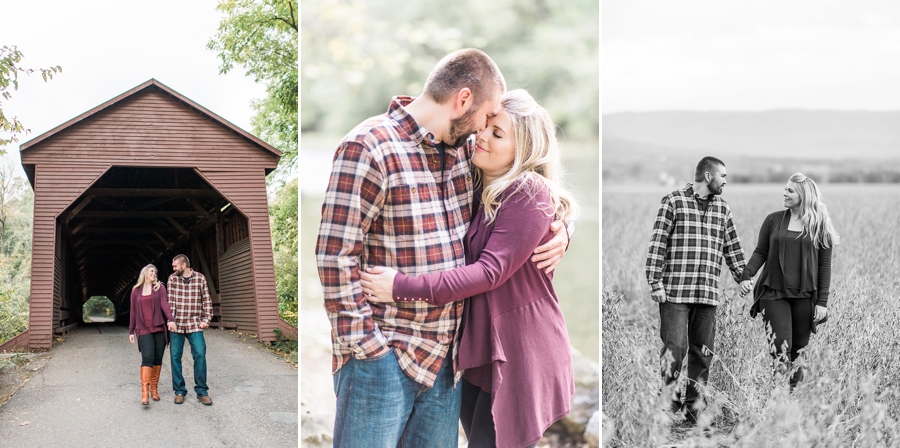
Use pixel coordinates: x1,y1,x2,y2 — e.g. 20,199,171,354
316,49,579,447
127,254,214,406
647,156,840,424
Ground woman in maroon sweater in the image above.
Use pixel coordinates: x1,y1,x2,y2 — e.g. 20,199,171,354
739,173,840,389
128,264,176,405
361,89,578,448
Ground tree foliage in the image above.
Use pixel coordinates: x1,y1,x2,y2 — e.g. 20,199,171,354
269,178,297,326
0,45,61,152
0,169,32,345
301,0,599,140
83,296,114,317
208,0,299,328
208,0,298,185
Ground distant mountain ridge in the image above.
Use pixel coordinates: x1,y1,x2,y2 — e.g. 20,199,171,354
603,110,900,159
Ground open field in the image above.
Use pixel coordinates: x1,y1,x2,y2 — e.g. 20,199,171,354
602,183,900,447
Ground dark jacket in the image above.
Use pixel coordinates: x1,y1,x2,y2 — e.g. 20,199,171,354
742,210,834,319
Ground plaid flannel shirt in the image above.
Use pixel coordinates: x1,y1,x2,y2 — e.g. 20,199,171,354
646,184,746,305
316,96,473,387
167,271,213,333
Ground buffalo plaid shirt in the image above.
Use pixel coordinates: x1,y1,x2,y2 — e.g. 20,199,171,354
316,96,473,387
167,271,213,333
646,183,746,305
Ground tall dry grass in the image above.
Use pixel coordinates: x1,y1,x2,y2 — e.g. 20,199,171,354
602,184,900,447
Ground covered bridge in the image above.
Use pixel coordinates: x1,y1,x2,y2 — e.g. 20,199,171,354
14,79,283,350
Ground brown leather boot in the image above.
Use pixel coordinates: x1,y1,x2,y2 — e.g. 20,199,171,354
141,366,151,405
149,365,162,401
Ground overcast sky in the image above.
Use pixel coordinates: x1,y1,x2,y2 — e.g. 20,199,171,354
0,1,266,178
603,0,900,113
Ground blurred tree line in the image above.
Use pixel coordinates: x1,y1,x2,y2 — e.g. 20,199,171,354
0,163,32,345
301,0,599,141
269,178,298,326
83,296,114,318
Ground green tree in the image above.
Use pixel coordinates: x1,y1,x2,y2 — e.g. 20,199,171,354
0,173,32,345
208,0,299,329
207,0,298,186
300,0,598,140
83,296,114,317
1,45,61,152
269,178,297,326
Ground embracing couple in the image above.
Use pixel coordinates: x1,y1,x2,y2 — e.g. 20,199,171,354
646,156,840,425
316,49,579,447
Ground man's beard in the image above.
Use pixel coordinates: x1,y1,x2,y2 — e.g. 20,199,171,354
447,105,479,148
708,180,723,195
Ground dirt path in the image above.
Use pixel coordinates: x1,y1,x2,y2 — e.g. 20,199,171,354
0,323,297,447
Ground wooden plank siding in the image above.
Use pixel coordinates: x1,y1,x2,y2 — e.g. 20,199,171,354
218,239,256,332
28,163,111,349
0,330,30,353
197,169,279,343
21,90,276,171
20,82,282,349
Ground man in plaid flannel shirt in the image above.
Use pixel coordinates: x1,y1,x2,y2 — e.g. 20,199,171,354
316,49,570,446
167,254,214,406
646,156,746,425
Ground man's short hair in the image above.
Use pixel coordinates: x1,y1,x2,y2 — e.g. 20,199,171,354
172,254,190,267
422,48,505,108
695,156,725,183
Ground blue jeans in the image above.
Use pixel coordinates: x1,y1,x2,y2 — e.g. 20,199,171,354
169,331,208,397
659,302,716,415
332,351,461,448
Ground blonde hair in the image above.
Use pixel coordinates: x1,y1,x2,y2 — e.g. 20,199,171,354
788,172,840,249
477,89,579,224
133,264,161,291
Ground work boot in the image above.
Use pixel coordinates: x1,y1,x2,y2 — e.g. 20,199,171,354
149,365,162,401
140,366,151,405
174,394,184,404
198,395,213,406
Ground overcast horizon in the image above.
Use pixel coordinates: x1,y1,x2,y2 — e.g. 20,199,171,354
604,107,900,115
603,0,900,114
0,1,267,179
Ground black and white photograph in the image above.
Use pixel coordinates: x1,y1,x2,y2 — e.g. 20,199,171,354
602,1,900,446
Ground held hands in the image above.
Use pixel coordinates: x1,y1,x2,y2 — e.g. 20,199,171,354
359,266,399,303
650,289,667,303
739,279,753,297
532,220,568,274
167,322,177,332
814,305,828,322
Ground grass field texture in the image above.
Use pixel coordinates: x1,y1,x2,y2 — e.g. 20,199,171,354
602,183,900,447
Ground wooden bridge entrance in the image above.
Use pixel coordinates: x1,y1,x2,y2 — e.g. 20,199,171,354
14,79,282,350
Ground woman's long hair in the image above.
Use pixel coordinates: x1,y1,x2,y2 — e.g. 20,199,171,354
477,89,579,224
133,264,161,291
789,172,840,249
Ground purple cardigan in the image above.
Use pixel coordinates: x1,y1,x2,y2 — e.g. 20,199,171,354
129,284,175,348
393,177,574,448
